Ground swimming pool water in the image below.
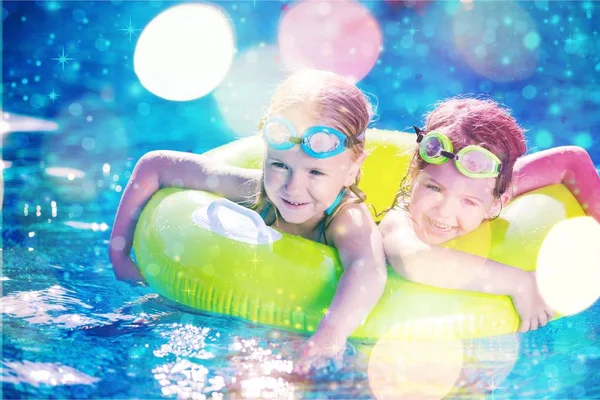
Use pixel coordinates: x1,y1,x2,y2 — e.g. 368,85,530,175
3,0,600,398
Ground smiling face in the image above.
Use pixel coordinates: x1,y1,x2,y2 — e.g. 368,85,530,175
408,162,501,245
400,98,528,244
263,106,362,227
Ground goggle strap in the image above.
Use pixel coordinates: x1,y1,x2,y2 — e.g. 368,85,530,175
356,130,366,142
346,130,366,147
498,162,505,174
441,150,456,159
413,125,425,143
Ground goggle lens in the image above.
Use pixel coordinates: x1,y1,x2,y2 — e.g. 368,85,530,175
415,126,502,178
422,135,443,158
264,121,291,145
459,149,496,174
307,131,340,154
261,117,357,158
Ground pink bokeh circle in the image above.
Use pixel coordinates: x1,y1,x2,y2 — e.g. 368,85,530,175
278,0,382,82
453,1,538,83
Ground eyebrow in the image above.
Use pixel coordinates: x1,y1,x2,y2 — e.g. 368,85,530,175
266,157,330,172
426,177,486,204
427,177,445,189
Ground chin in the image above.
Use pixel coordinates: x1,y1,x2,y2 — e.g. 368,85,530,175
275,206,306,224
430,236,454,245
422,230,456,245
279,214,311,225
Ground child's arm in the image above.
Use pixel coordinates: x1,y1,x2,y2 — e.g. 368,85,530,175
379,208,553,332
294,203,387,374
109,150,260,282
512,146,600,222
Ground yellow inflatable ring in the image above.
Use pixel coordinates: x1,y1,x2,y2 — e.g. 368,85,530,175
133,130,584,340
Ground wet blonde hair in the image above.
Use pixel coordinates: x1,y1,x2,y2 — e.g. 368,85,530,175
247,69,374,243
392,97,527,211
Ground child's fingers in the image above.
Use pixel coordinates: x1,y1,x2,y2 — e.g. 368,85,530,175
544,303,556,320
538,311,548,327
530,317,539,331
519,319,531,333
292,355,342,379
293,353,322,376
292,358,311,376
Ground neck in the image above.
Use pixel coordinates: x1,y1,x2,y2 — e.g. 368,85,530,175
275,215,324,241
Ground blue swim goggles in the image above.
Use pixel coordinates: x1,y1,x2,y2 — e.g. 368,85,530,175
259,117,364,159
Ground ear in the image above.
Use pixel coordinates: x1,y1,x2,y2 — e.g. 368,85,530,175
344,152,367,187
487,192,511,219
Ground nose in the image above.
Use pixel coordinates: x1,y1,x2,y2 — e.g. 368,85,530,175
284,171,305,195
435,195,458,219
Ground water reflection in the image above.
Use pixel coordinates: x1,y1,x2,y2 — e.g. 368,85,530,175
1,360,100,387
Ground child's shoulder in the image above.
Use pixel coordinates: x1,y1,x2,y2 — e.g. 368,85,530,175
378,206,413,234
328,200,378,236
325,200,385,260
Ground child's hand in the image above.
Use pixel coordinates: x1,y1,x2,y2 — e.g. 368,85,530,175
510,271,554,332
293,332,345,376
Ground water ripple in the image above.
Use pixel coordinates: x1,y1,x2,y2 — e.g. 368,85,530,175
1,360,100,387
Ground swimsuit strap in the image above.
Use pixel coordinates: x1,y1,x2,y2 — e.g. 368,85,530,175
324,189,347,216
261,189,346,245
320,188,348,245
317,219,328,245
259,202,272,220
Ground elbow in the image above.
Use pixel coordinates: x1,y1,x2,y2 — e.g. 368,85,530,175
559,146,595,181
136,151,158,173
561,146,588,157
138,150,164,172
563,146,593,168
134,151,165,187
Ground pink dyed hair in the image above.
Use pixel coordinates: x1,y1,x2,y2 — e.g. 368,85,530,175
393,97,527,208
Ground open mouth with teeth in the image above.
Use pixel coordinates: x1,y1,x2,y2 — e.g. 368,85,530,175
282,198,309,208
427,216,455,233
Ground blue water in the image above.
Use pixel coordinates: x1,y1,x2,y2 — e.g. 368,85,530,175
3,0,600,398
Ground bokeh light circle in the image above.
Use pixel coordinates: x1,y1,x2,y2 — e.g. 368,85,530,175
574,133,593,149
524,31,541,50
95,38,110,52
537,217,600,316
278,0,382,82
214,45,286,137
68,103,83,116
134,4,235,101
522,85,537,100
368,332,463,400
534,129,554,149
453,1,538,82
